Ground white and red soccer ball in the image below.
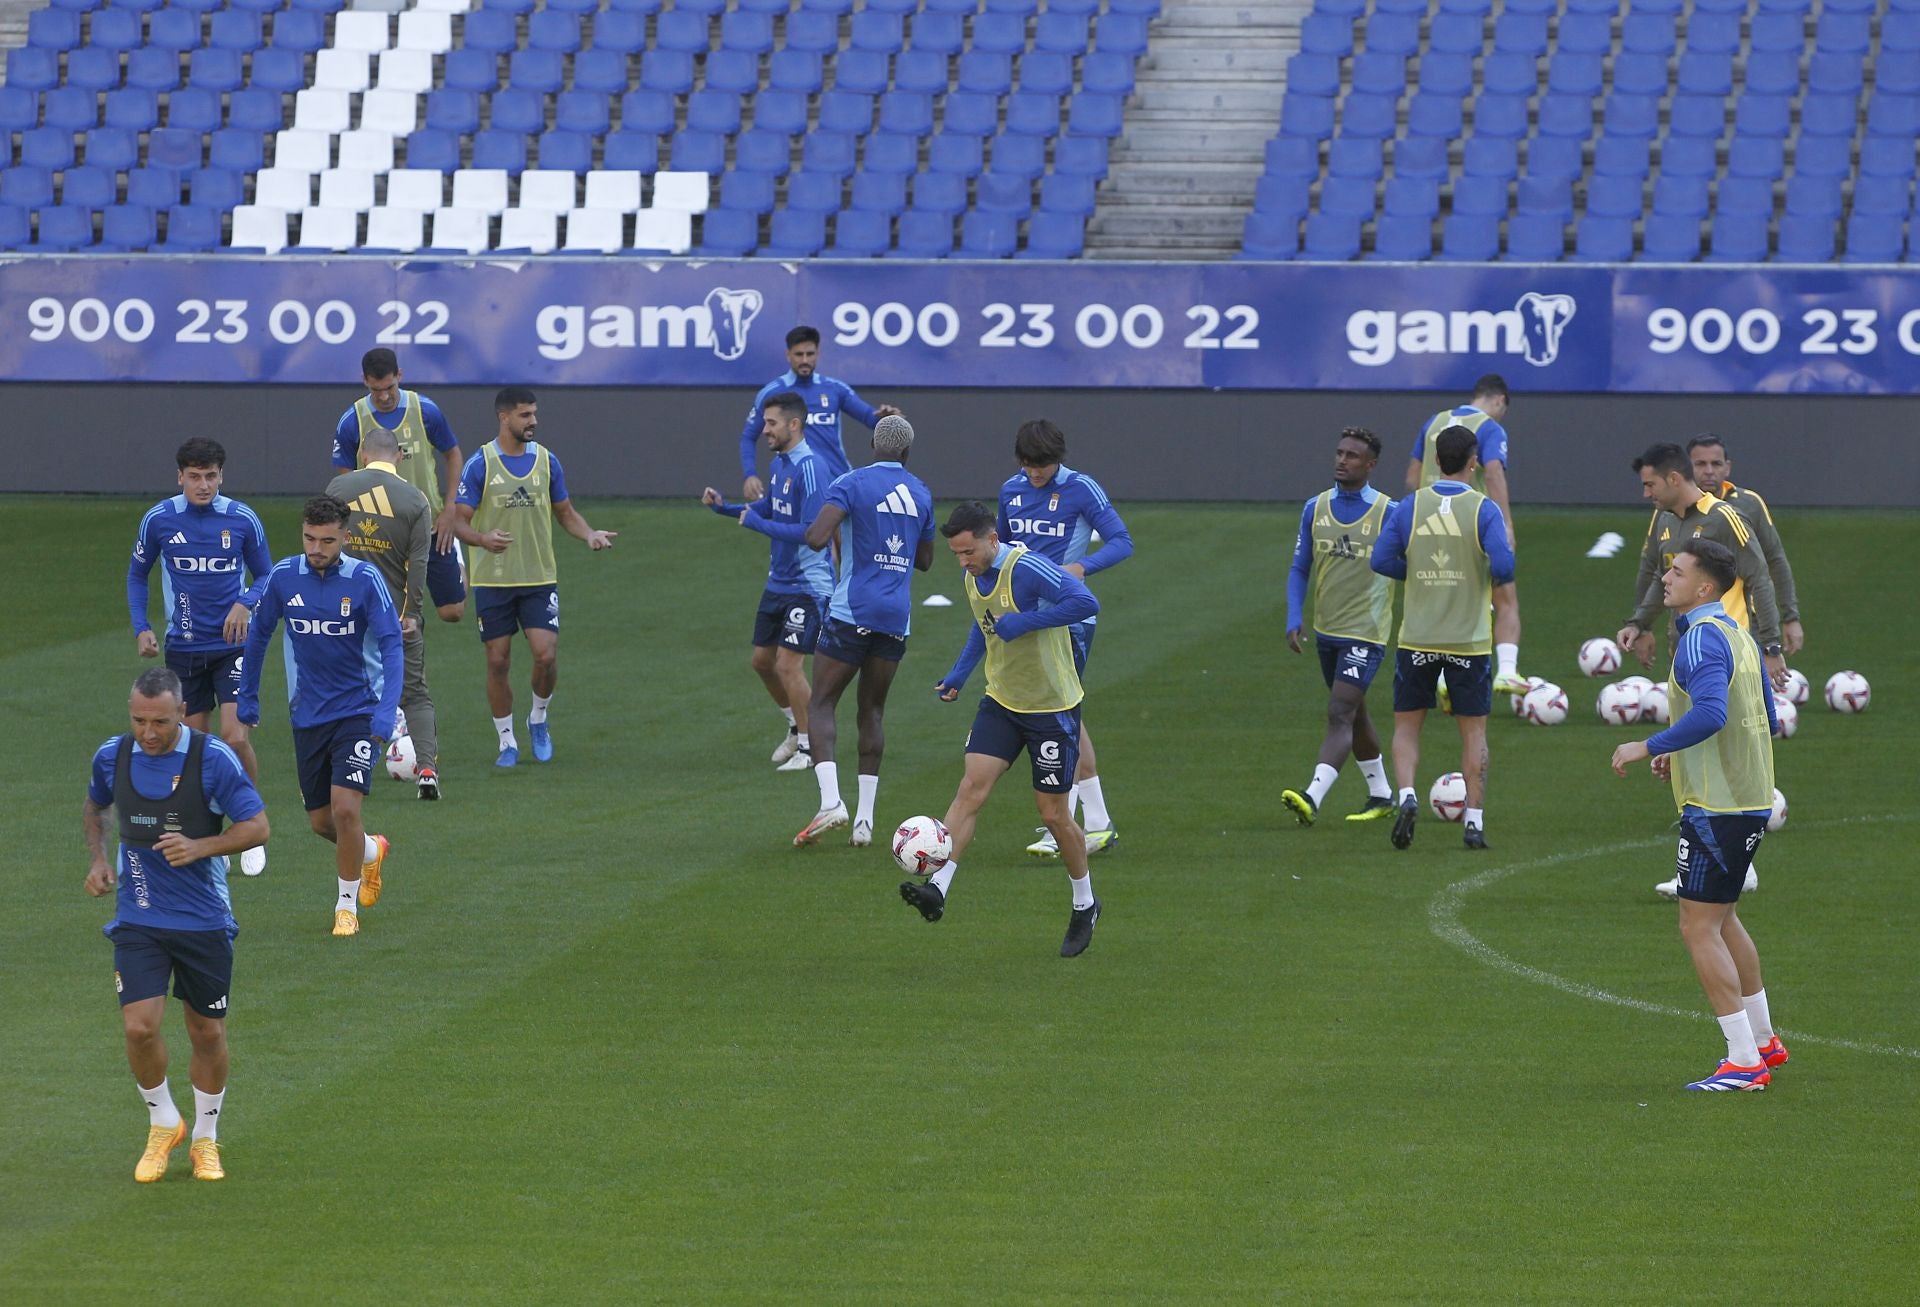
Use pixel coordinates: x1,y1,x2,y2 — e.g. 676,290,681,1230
1639,684,1670,724
384,735,418,780
1772,695,1799,739
1780,668,1810,706
1428,772,1468,822
1596,682,1645,726
1767,788,1788,833
891,816,952,876
1510,675,1547,717
1825,670,1871,713
1578,637,1622,678
1521,682,1569,725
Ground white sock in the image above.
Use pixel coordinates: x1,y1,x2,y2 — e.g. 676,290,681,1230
493,715,516,750
855,773,879,826
528,693,552,726
1742,989,1774,1042
1068,781,1083,824
815,760,841,810
781,706,796,727
1717,1009,1761,1066
1079,776,1112,830
1466,807,1485,829
930,859,956,896
1357,755,1391,798
337,878,359,914
1071,872,1095,909
362,833,380,863
1496,642,1519,678
796,732,810,751
1305,763,1339,807
139,1079,182,1129
1398,786,1417,806
193,1086,225,1141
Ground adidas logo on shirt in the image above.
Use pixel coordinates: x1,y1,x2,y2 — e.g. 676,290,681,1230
1415,511,1464,538
168,532,188,545
489,474,506,486
286,594,306,607
875,484,917,517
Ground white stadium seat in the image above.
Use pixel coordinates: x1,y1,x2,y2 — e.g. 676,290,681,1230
631,209,692,253
318,168,377,212
415,0,472,12
273,131,333,174
451,168,510,215
364,206,425,251
516,169,577,215
583,170,643,213
649,171,710,214
229,205,288,253
384,168,446,210
360,90,419,136
293,89,352,135
498,208,558,253
313,49,371,93
429,206,491,254
562,208,623,253
377,47,436,92
253,167,314,211
333,11,392,52
297,206,359,251
395,11,453,54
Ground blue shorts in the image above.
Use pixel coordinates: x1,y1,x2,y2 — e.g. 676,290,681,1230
1317,637,1385,691
166,646,244,717
292,715,376,811
817,617,907,665
753,589,822,654
1070,621,1094,678
111,923,235,1019
1676,810,1768,904
966,696,1082,793
427,541,467,608
475,585,559,642
1394,649,1493,717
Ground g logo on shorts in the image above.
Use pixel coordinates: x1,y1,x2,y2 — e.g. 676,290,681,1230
1039,740,1062,764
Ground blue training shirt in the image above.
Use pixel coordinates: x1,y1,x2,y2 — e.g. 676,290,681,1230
89,727,263,936
821,461,934,638
455,444,572,508
1411,405,1509,470
709,438,833,599
1371,481,1516,585
939,542,1101,691
238,554,405,741
996,465,1132,627
1643,601,1779,814
1287,484,1392,633
330,390,460,468
128,495,272,652
739,371,882,484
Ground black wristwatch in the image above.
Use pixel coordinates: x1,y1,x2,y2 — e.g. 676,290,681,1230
1761,643,1784,656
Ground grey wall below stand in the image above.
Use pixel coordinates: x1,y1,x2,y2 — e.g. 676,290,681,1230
4,383,1916,507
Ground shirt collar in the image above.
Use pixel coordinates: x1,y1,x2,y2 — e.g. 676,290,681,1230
991,541,1016,569
297,556,343,577
1688,489,1721,515
1674,599,1728,635
366,460,400,475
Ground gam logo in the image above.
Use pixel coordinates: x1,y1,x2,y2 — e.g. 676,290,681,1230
535,287,763,362
1346,293,1577,368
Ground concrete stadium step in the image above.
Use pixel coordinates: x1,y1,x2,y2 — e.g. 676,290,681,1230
1130,86,1285,118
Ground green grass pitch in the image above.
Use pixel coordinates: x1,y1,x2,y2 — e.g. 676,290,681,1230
1,495,1915,1304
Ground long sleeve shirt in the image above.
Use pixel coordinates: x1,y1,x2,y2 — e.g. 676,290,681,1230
1627,491,1781,646
708,439,833,599
940,544,1101,692
1644,602,1779,814
739,371,881,483
1371,482,1517,584
239,554,405,741
127,494,272,651
995,466,1134,592
1287,484,1390,632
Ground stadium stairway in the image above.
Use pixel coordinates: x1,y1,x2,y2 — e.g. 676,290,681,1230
1089,0,1299,260
0,0,31,77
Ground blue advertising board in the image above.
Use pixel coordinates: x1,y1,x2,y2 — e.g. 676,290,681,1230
2,255,1917,393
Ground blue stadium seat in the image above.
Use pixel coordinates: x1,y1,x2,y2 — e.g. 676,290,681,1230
463,10,518,54
601,131,659,172
1640,214,1701,261
248,48,305,94
1537,95,1596,139
1853,175,1912,217
274,10,328,53
1264,136,1317,177
735,130,791,176
1096,13,1151,55
698,208,759,257
511,50,566,94
555,90,611,137
1817,13,1871,56
1785,174,1844,218
880,92,935,138
1319,176,1376,219
1351,52,1408,98
1687,11,1743,54
1707,213,1770,262
1734,95,1792,140
854,171,909,214
66,47,123,92
210,11,264,51
798,131,852,175
1370,212,1432,260
1363,12,1419,57
990,133,1046,179
1775,214,1836,262
5,48,58,94
24,127,77,171
1835,213,1896,262
705,50,760,96
35,205,96,251
1586,173,1644,218
171,88,226,136
1726,138,1786,180
1382,175,1440,217
1006,92,1062,137
944,93,997,138
1301,212,1361,260
1019,212,1085,259
491,90,545,135
1083,52,1137,98
189,49,246,95
0,85,37,133
958,211,1020,259
1611,52,1668,98
1316,0,1366,17
640,52,696,95
1419,53,1474,98
687,90,743,137
1030,11,1089,58
929,132,985,176
1240,210,1300,260
1015,51,1071,98
864,132,919,176
591,11,646,52
1620,13,1677,56
86,9,142,54
1667,96,1727,139
753,91,810,137
1747,14,1803,54
1298,14,1354,58
1328,137,1384,179
1659,137,1717,178
1473,95,1530,139
1868,95,1920,139
443,50,499,94
1505,214,1564,261
1516,175,1573,222
656,10,711,53
99,203,156,251
1256,174,1311,219
1438,213,1499,260
670,130,726,174
157,204,220,252
765,209,828,258
607,0,665,10
1528,136,1584,180
720,10,774,54
1573,215,1633,261
1742,52,1800,97
1880,52,1920,99
787,171,844,214
1461,136,1518,180
1675,52,1733,97
1481,52,1538,98
27,8,80,48
1548,52,1604,97
187,166,243,210
891,209,953,258
1286,53,1340,99
1428,14,1484,56
1040,173,1097,217
828,209,890,258
1593,136,1651,179
1716,177,1774,217
969,12,1025,56
43,87,99,135
127,168,181,211
1890,13,1920,51
538,130,593,174
209,129,264,172
1054,135,1109,179
909,12,965,56
1450,176,1506,218
1800,94,1861,139
1807,52,1865,98
818,91,873,137
838,50,893,96
621,90,677,137
849,10,904,52
784,11,840,54
405,129,459,172
472,130,528,174
0,166,54,209
960,52,1015,95
1493,13,1548,56
719,171,775,214
1653,174,1710,217
1069,94,1125,139
1860,137,1918,180
1341,93,1398,139
1556,12,1610,54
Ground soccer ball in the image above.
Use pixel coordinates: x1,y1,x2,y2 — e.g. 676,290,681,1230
1578,637,1622,677
1619,675,1654,695
1825,670,1871,713
384,735,418,781
1510,675,1546,716
1780,668,1810,706
891,816,952,876
1521,682,1569,725
1596,682,1644,726
1429,772,1468,822
1772,696,1798,739
1768,788,1788,833
1640,684,1670,724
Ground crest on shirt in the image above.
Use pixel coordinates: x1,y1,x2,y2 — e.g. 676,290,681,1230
821,394,830,407
221,529,231,549
340,597,352,617
1049,494,1060,512
783,478,792,495
358,518,382,537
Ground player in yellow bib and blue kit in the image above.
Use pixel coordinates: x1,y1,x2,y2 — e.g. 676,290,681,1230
453,387,618,768
1612,539,1785,1093
903,501,1104,958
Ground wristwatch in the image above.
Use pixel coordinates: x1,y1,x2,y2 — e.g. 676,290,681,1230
1761,643,1784,656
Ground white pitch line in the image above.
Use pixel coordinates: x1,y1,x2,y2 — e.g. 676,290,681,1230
1427,814,1920,1061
